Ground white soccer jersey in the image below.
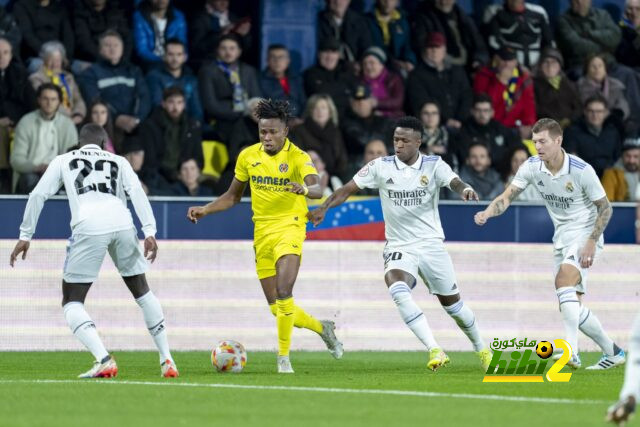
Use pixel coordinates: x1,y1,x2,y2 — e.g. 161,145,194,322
511,151,606,249
353,154,458,246
19,144,156,241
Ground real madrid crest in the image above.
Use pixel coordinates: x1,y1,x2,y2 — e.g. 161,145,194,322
565,181,574,193
420,175,429,187
279,163,289,173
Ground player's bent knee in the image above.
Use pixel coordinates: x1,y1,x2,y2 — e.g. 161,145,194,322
437,293,461,307
61,280,92,306
123,274,150,299
555,265,581,289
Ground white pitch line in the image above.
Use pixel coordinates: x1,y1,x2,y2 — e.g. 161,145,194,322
0,379,607,405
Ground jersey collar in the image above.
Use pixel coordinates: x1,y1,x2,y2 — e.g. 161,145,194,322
260,138,292,152
539,149,570,177
394,154,423,170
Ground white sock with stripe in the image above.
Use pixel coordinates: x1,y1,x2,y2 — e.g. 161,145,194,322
136,291,173,364
63,302,109,362
443,300,485,351
557,287,580,355
388,281,439,350
579,305,615,356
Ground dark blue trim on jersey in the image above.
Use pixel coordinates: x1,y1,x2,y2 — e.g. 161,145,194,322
569,159,586,170
528,156,540,163
381,156,395,162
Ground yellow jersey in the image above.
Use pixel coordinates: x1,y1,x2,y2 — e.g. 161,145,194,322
234,139,318,222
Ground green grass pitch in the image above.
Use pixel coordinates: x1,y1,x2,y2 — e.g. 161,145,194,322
0,351,625,427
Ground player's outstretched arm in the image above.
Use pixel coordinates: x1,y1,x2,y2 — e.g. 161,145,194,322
579,196,612,268
307,180,360,226
449,177,479,202
474,184,524,226
187,178,247,223
287,174,323,199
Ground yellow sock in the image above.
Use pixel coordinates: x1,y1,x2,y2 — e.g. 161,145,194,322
269,304,323,334
276,297,295,356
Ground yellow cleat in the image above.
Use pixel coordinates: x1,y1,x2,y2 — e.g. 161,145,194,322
427,348,450,371
477,348,492,371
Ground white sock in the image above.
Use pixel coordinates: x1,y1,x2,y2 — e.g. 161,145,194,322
579,305,615,355
443,300,485,351
388,281,439,350
63,302,109,362
557,287,580,355
136,291,173,364
621,313,640,400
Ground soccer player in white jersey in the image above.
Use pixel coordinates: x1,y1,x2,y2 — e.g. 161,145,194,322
475,118,624,370
309,116,493,371
9,124,178,379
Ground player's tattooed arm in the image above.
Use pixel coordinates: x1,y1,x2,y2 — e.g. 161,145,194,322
475,185,523,225
589,196,612,241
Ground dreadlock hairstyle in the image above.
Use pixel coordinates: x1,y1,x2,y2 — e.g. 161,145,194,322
395,115,424,138
254,98,291,124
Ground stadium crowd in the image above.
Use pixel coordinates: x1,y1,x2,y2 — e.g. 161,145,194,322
0,0,639,201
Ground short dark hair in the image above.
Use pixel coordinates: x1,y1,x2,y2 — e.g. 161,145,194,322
217,33,242,49
79,123,108,148
420,100,441,113
162,85,185,101
165,38,185,50
255,98,290,124
468,141,490,154
583,53,608,77
98,29,123,44
532,118,564,138
268,43,288,52
37,82,62,101
473,93,493,107
584,93,609,110
395,116,423,138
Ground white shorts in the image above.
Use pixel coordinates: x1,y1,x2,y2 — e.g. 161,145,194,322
553,239,603,294
383,240,458,296
63,228,148,283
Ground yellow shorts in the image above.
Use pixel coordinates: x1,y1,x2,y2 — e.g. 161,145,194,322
253,221,306,279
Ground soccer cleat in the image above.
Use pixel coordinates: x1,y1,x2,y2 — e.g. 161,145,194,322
427,348,450,371
319,320,344,360
161,359,179,378
476,348,492,371
566,353,582,369
277,355,294,374
607,396,636,425
586,350,626,370
78,356,118,378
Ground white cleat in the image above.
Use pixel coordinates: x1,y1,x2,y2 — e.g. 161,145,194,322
587,350,626,370
566,353,582,369
78,356,118,378
319,320,343,360
277,355,294,374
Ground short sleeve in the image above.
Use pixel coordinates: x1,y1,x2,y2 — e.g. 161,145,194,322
511,161,533,189
298,151,318,179
434,158,459,188
353,159,379,189
581,164,607,202
234,149,249,182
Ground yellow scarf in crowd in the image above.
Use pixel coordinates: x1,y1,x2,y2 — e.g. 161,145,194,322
502,66,520,108
44,68,71,109
374,8,402,46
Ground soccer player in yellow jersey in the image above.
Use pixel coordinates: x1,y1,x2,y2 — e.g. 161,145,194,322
187,99,343,373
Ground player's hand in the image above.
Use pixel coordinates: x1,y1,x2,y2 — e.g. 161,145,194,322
187,206,207,223
474,210,489,226
579,239,596,268
307,208,326,227
9,240,30,267
461,188,479,202
287,182,307,195
144,236,158,263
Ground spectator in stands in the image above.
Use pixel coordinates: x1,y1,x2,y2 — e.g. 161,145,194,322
228,96,260,164
0,6,21,55
171,158,213,197
601,137,640,201
360,46,404,118
317,0,372,64
133,0,187,70
564,95,623,177
83,98,116,153
308,149,339,197
617,0,640,69
413,0,488,74
406,32,470,128
499,144,539,201
419,100,458,171
473,47,536,139
556,0,621,77
349,138,387,195
13,0,74,72
0,37,36,193
146,38,203,121
29,41,86,125
483,0,553,69
259,44,306,118
290,94,348,179
303,38,355,119
138,86,203,195
122,139,147,193
73,0,132,69
78,30,151,151
534,47,582,129
456,93,521,166
366,0,415,75
190,0,252,66
341,83,393,156
577,54,630,123
459,142,504,200
10,83,77,193
198,34,261,143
